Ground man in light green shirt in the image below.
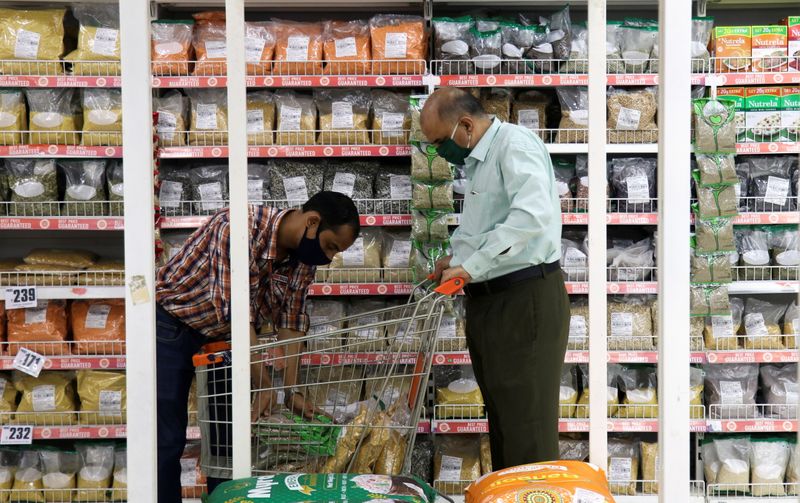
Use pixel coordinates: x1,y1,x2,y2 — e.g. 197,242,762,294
422,88,569,469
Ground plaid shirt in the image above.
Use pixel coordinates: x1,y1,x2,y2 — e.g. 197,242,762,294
156,205,315,338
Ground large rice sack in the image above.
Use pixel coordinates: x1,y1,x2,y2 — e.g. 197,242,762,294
207,474,437,502
466,461,616,503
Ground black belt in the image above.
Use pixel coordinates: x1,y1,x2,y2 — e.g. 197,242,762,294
463,261,560,298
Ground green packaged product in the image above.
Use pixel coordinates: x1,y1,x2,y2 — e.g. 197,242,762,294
207,473,437,503
693,98,737,153
410,142,452,182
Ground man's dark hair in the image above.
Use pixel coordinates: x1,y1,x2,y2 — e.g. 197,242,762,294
439,88,488,123
302,191,361,237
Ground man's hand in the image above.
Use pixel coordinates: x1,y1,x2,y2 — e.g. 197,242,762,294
432,255,453,282
441,265,472,285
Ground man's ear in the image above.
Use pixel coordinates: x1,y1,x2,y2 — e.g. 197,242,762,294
461,116,474,135
304,211,321,229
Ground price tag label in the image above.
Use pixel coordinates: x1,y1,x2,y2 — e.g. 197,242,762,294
4,286,37,309
0,425,33,445
13,348,46,378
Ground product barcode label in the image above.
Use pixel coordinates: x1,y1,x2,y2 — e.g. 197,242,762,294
720,380,744,405
195,104,218,130
354,315,380,339
157,112,178,141
517,109,540,131
342,237,365,267
247,109,265,133
93,28,119,56
609,457,632,481
198,182,224,211
0,426,33,445
331,101,354,130
439,454,463,482
283,176,309,202
248,180,264,202
563,247,587,268
744,312,768,336
610,312,634,337
334,37,358,58
569,315,587,338
280,106,302,131
180,458,198,487
159,181,183,208
204,40,227,59
287,36,310,61
331,172,356,197
245,36,266,62
438,317,457,339
711,315,734,338
616,106,642,130
5,286,37,309
32,385,56,412
626,175,650,204
764,176,790,206
100,390,123,414
388,240,412,268
24,304,48,325
13,348,46,378
14,29,40,59
381,112,405,137
85,304,112,330
389,175,412,200
384,32,408,59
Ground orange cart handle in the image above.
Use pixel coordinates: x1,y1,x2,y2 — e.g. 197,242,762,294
192,341,232,367
431,276,466,296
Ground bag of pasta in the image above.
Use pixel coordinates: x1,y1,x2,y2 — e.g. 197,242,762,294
326,228,382,283
434,435,481,495
187,88,228,146
246,90,275,146
192,11,227,76
151,20,194,76
314,88,371,145
322,20,371,75
71,299,125,355
7,300,68,356
25,88,81,145
369,15,427,75
617,365,658,418
5,159,58,217
77,370,126,425
741,297,786,350
0,8,65,75
65,4,121,76
607,439,640,496
60,160,107,216
271,20,324,75
155,90,188,147
40,448,79,502
372,90,410,145
13,371,77,425
274,90,316,145
75,444,114,501
0,90,26,146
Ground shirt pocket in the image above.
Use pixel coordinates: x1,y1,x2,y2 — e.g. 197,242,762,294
460,190,497,237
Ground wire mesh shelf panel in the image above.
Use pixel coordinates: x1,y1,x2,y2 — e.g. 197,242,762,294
0,340,126,357
0,131,121,146
708,403,799,420
0,410,126,427
0,59,121,77
0,270,124,287
0,201,123,217
731,266,798,282
152,60,428,77
709,483,800,499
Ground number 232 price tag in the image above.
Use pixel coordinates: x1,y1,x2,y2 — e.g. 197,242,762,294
4,286,37,309
0,425,33,445
13,347,47,378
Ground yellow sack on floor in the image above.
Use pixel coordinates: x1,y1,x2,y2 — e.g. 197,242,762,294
0,8,65,75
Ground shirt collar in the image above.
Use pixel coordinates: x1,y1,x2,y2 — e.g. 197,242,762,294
466,118,501,164
261,208,293,261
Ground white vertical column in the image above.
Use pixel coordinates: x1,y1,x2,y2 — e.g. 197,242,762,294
657,0,692,501
119,0,157,498
586,0,608,467
225,0,251,479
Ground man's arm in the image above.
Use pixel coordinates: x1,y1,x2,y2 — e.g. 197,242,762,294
452,140,556,280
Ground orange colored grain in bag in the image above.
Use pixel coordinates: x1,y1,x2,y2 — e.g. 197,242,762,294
192,11,227,76
7,300,68,356
70,299,126,355
271,20,324,75
245,22,275,76
322,20,371,75
151,21,195,76
369,15,427,75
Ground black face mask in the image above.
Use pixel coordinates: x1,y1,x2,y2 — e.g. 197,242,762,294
290,227,331,266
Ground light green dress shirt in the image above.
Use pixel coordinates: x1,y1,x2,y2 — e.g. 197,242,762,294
450,119,562,283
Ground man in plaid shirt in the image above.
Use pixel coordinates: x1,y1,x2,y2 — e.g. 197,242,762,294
155,191,359,502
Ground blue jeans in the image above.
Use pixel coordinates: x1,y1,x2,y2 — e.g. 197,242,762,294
156,305,204,503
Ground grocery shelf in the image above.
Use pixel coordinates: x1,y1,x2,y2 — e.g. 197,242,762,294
734,142,800,155
153,74,425,88
431,418,708,434
25,286,125,299
705,350,799,364
0,216,124,231
707,484,800,502
31,425,128,440
706,418,798,433
0,355,126,370
158,145,413,158
308,283,413,296
0,75,122,87
727,280,799,295
0,145,122,158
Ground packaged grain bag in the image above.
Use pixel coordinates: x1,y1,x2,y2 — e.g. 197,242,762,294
691,251,732,285
246,163,271,204
0,373,18,424
760,363,798,419
346,299,387,352
690,366,706,419
746,155,795,211
0,448,17,501
608,296,654,350
750,437,791,496
151,20,194,76
271,20,324,76
314,88,371,145
434,435,481,495
568,299,589,350
704,297,743,350
0,90,26,146
11,449,43,503
111,448,127,501
77,370,126,424
25,88,81,145
189,164,228,215
0,8,66,75
5,159,58,217
701,436,720,485
468,27,502,75
607,439,639,496
191,12,227,76
435,366,484,420
607,87,658,143
60,160,107,216
80,260,124,287
735,226,770,281
559,438,590,462
788,440,800,495
704,364,759,419
24,248,96,269
371,90,410,145
577,363,622,418
412,181,454,211
323,20,371,75
640,441,659,494
769,225,799,281
741,297,786,350
40,448,78,502
694,217,736,255
617,365,658,418
81,88,122,145
187,88,228,146
7,300,68,356
432,17,473,74
369,15,427,75
695,154,738,187
75,443,114,501
560,364,579,418
435,297,466,352
382,230,413,283
784,301,799,349
13,371,76,425
246,90,275,146
159,165,192,215
104,162,124,212
267,159,324,204
155,90,188,147
244,22,275,76
610,157,657,212
65,5,121,76
71,299,125,355
306,299,347,351
693,98,737,153
326,228,382,283
274,90,317,145
556,87,589,143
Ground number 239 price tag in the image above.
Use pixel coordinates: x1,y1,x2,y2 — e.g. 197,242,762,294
0,425,33,445
13,347,47,378
4,286,37,309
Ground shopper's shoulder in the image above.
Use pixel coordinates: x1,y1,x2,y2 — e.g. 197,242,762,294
497,122,546,152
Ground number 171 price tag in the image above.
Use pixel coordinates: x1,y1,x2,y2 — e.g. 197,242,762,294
13,348,47,378
4,286,37,309
0,425,33,445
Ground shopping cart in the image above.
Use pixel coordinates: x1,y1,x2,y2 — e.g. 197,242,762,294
192,277,465,481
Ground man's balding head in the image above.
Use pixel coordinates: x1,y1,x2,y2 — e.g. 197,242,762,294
420,88,491,149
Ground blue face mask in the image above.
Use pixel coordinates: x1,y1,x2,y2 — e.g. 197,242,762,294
291,227,331,266
436,122,472,165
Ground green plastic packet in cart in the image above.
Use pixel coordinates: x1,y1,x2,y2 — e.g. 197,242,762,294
205,473,438,502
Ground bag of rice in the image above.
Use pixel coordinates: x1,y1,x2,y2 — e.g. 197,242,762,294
735,226,770,281
435,366,483,420
60,160,107,216
81,88,122,146
322,20,371,75
704,297,743,350
187,88,228,146
151,19,194,76
568,299,589,350
25,88,81,145
434,435,481,495
609,237,655,282
105,161,123,216
326,228,382,283
560,364,579,418
64,4,121,76
77,370,126,425
435,297,466,352
40,448,79,502
382,230,413,283
608,439,639,496
274,90,317,145
5,159,58,217
71,299,125,355
75,443,114,501
13,371,76,425
608,296,654,350
701,436,720,485
760,363,798,420
617,365,658,418
371,89,410,145
369,15,427,75
111,448,127,501
246,90,275,146
314,88,370,145
11,449,43,503
270,20,324,76
741,297,786,350
189,164,228,215
0,90,26,146
267,159,324,204
750,437,791,497
769,225,799,281
7,300,68,356
711,436,752,493
704,364,759,419
0,8,66,75
555,87,589,143
155,90,188,147
784,301,799,349
191,12,227,76
561,237,588,282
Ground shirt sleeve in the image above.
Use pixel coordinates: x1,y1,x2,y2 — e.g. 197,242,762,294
459,139,557,279
276,263,316,332
207,215,232,326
